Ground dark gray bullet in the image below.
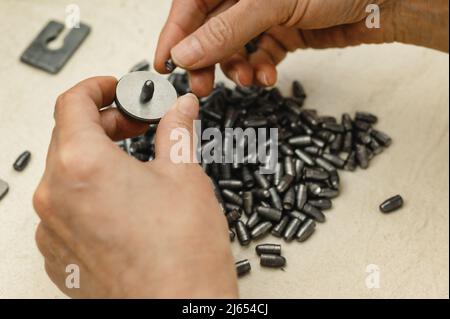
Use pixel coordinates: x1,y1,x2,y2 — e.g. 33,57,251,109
317,188,339,199
256,206,282,222
355,111,378,124
341,113,353,131
276,174,294,194
218,179,243,190
371,129,392,147
165,58,177,72
260,254,286,268
356,144,369,169
357,131,372,145
254,171,271,189
322,153,345,169
344,151,357,171
302,203,326,223
253,188,271,199
296,184,308,210
274,162,284,186
283,217,302,241
329,170,340,190
235,220,251,246
379,195,404,213
354,120,372,131
241,166,255,188
256,243,281,256
296,219,316,242
329,133,343,153
242,191,253,216
140,80,154,103
342,131,353,153
304,168,329,181
271,216,289,237
13,151,32,172
288,135,312,146
222,189,243,206
268,187,283,210
295,159,305,181
284,156,296,177
280,143,294,156
294,149,315,166
246,212,261,229
283,187,295,211
250,221,273,239
308,199,332,210
322,122,345,133
315,157,336,173
235,259,251,276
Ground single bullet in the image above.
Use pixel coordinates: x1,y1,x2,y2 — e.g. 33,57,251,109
254,171,271,189
288,135,312,146
369,138,384,155
317,188,339,199
225,203,240,212
292,80,306,99
222,189,243,206
271,216,289,237
341,113,353,131
355,111,378,124
315,157,336,173
250,221,273,239
322,122,345,133
308,199,332,210
235,259,251,276
140,80,155,103
218,180,243,190
329,170,340,190
322,153,346,169
283,217,302,241
284,156,296,177
304,168,330,181
279,143,294,156
304,146,322,156
274,162,284,186
242,191,253,216
268,187,283,210
356,144,369,169
311,137,326,149
354,120,372,131
379,195,404,213
357,131,372,145
276,174,294,194
260,254,286,268
294,149,315,166
253,188,271,200
371,129,392,147
296,184,308,210
344,151,357,171
235,220,251,246
329,133,343,154
256,243,281,256
289,210,308,221
296,219,316,242
256,206,283,222
13,151,32,172
302,203,326,223
342,131,353,153
283,187,296,211
246,212,261,229
295,159,305,182
165,58,177,72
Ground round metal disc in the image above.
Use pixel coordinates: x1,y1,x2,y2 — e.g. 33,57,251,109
115,71,177,123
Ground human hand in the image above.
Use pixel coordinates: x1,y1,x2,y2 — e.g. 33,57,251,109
33,76,238,298
154,0,448,96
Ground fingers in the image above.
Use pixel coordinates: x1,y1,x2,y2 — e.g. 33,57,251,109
170,0,284,70
54,76,148,143
99,108,149,141
220,53,254,87
154,0,223,73
188,66,215,97
155,94,199,162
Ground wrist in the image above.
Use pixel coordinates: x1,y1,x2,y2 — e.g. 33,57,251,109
395,0,449,52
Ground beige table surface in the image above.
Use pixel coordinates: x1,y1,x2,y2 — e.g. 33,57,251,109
0,0,448,299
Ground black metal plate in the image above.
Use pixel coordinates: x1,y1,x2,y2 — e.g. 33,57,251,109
20,20,90,74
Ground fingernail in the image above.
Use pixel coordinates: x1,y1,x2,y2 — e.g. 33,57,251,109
176,93,199,118
230,70,243,87
171,36,204,68
257,71,270,86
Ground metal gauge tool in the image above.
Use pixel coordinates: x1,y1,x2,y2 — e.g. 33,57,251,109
115,71,177,123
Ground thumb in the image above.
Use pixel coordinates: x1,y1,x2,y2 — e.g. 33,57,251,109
155,93,199,162
170,0,286,70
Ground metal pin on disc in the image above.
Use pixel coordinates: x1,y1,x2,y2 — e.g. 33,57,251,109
115,71,177,123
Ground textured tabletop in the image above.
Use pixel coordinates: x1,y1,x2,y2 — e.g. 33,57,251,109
0,0,448,298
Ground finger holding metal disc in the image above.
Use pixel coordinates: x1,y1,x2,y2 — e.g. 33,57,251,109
115,71,177,123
